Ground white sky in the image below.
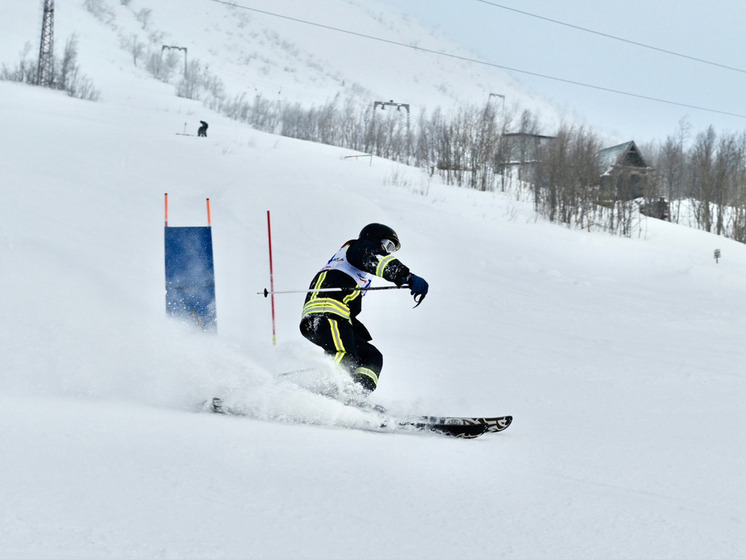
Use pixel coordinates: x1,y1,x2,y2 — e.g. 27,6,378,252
379,0,746,144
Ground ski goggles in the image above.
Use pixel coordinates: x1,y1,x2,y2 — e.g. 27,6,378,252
381,238,399,253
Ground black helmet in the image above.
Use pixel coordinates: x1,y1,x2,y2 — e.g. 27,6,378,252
359,223,401,252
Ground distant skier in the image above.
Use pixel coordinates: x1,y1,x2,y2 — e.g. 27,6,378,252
198,120,208,137
299,223,428,394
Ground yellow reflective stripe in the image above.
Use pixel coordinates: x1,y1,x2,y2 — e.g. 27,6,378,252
342,288,362,305
309,272,327,301
376,254,397,278
328,319,347,364
353,367,379,387
302,298,351,320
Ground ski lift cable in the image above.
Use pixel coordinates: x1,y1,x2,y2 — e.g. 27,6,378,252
208,0,746,120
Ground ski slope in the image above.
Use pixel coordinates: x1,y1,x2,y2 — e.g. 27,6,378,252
2,1,746,557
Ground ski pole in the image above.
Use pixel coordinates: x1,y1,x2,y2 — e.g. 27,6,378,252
257,285,425,308
257,285,404,297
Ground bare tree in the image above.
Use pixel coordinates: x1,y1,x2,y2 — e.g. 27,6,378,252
690,127,717,232
533,124,604,232
122,34,145,67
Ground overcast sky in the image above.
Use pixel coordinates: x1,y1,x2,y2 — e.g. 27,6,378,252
379,0,746,144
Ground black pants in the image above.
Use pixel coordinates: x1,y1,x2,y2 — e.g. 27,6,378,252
299,315,383,392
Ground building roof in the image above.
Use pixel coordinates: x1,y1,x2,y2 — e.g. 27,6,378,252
595,141,649,175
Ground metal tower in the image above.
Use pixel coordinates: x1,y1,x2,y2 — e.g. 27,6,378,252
37,0,55,87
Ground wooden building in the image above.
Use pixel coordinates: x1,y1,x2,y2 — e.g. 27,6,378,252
595,141,655,201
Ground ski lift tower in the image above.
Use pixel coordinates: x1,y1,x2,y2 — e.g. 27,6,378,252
37,0,55,87
162,44,188,77
374,99,411,132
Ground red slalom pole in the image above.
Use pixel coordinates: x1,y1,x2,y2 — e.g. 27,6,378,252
164,193,169,227
266,210,278,347
206,198,212,226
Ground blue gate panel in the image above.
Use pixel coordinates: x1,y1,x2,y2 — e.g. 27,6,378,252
164,226,216,332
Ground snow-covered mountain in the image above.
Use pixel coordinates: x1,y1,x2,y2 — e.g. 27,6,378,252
2,1,746,558
4,0,567,129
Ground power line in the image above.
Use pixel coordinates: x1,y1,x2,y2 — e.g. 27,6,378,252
208,0,746,120
475,0,746,75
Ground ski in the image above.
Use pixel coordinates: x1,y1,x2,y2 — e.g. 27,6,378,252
403,415,513,438
207,398,512,439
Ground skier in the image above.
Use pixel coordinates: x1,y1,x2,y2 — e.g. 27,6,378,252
198,120,208,137
299,223,428,394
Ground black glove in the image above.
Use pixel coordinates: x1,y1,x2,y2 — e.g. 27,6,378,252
406,274,428,306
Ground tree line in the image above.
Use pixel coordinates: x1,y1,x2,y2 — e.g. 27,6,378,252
216,89,746,244
1,34,100,101
213,91,653,237
647,123,746,243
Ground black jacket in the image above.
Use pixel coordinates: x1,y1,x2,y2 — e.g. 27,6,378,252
301,238,411,330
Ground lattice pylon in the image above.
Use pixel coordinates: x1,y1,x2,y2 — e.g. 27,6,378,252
37,0,55,87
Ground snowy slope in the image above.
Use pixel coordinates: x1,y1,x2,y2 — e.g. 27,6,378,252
2,1,746,558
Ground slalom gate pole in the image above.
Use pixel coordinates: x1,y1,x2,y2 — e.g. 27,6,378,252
266,210,278,347
206,198,212,226
164,193,169,227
